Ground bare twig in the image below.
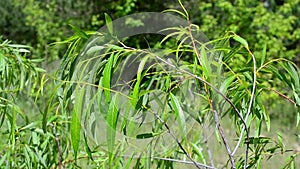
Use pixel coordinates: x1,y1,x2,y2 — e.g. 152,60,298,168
269,88,296,105
212,102,236,169
51,123,62,169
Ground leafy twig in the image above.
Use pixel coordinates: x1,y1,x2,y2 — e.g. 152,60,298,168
152,53,249,138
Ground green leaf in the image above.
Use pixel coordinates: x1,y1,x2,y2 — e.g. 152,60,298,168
71,86,85,160
106,44,125,51
200,46,212,79
107,94,119,168
233,35,249,49
219,75,236,93
163,9,187,19
165,75,171,91
69,24,88,39
178,0,189,19
20,121,40,131
86,46,104,55
0,153,7,166
103,53,114,102
169,93,186,139
18,48,30,53
257,156,262,169
124,153,135,169
260,44,267,67
136,133,154,139
277,132,284,150
285,63,299,88
105,13,113,36
131,55,149,107
255,117,262,137
8,44,31,48
191,143,206,165
83,132,93,161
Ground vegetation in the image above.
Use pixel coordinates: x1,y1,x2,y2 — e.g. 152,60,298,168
0,0,299,168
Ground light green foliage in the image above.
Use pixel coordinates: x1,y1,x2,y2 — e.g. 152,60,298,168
192,0,300,63
0,37,51,168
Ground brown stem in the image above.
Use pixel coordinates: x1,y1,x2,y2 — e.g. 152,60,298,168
269,88,296,105
51,123,62,169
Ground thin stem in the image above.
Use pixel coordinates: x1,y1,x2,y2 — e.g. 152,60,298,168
269,88,296,105
243,53,256,169
231,53,256,169
212,102,236,169
62,154,217,169
187,20,201,65
51,123,62,169
146,107,202,169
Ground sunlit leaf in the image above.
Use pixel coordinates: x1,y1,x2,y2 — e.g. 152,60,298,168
131,55,149,108
103,53,114,102
105,13,113,36
200,45,212,79
260,44,267,67
233,35,249,49
169,93,186,139
191,143,206,164
69,24,89,39
71,86,85,160
107,94,119,167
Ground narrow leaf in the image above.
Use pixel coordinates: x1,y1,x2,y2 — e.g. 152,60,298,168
69,24,88,39
169,93,186,139
105,13,113,36
131,56,149,107
200,46,212,79
191,143,206,164
103,53,114,102
83,132,93,161
136,133,154,139
178,0,189,19
107,94,119,167
163,9,187,19
71,86,85,160
261,44,267,67
233,35,249,49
